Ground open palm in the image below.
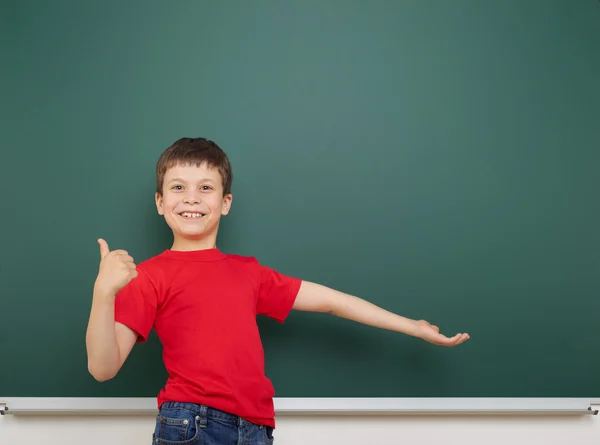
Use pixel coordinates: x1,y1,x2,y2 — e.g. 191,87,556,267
416,320,470,346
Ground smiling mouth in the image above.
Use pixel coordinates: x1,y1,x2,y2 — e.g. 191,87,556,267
179,212,205,219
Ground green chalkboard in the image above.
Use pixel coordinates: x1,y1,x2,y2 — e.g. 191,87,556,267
1,0,599,399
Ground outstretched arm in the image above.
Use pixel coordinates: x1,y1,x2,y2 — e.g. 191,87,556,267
292,281,469,346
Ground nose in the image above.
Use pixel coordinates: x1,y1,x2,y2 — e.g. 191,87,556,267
183,189,201,204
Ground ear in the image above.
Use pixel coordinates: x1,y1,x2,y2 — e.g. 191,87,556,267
155,192,164,215
221,193,232,216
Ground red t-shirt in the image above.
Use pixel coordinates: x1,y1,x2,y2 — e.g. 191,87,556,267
114,248,302,427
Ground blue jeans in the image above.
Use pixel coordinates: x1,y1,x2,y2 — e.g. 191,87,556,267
152,402,275,445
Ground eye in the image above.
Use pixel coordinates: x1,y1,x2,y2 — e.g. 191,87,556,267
200,185,212,191
171,185,183,191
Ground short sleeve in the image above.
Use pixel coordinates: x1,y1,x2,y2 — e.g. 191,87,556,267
114,268,158,342
256,262,302,323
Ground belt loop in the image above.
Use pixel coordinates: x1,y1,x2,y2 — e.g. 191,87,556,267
197,405,208,428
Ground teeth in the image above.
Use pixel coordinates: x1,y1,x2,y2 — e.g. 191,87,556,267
181,212,203,218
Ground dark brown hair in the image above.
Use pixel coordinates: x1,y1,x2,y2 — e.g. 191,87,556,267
156,137,232,196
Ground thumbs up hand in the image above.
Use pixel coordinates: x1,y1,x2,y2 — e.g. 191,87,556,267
94,238,138,297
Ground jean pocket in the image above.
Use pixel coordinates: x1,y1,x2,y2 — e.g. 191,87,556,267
262,425,274,444
153,408,201,445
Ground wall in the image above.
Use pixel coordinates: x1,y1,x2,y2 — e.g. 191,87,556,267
1,414,599,445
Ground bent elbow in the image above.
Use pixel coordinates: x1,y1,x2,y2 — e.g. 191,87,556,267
88,363,117,382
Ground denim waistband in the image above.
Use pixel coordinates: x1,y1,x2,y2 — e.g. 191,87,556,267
160,401,243,425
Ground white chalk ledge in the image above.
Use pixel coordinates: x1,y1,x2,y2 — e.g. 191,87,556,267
1,398,599,416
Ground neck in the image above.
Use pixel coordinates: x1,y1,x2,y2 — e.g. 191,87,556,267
171,235,218,252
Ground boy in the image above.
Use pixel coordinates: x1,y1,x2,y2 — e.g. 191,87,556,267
86,137,469,445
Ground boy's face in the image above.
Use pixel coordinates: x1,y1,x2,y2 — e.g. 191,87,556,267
155,162,232,249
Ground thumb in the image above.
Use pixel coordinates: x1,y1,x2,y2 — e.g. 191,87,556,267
98,238,110,259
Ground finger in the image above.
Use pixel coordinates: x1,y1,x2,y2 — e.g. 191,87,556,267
98,239,110,258
438,333,461,346
447,333,469,346
119,255,135,263
112,249,129,256
119,259,136,268
453,333,463,344
129,270,138,279
121,259,136,268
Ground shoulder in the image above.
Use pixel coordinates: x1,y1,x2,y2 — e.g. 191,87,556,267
222,253,284,281
221,253,262,275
